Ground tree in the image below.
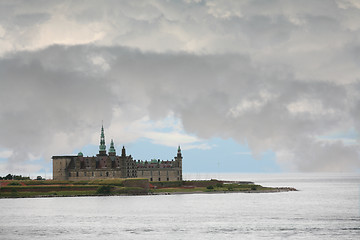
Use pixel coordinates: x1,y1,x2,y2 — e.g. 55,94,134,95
4,174,13,180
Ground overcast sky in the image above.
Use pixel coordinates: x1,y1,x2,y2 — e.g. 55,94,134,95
0,0,359,176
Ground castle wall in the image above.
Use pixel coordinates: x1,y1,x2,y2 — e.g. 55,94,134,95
123,179,149,191
65,168,181,182
67,169,124,181
53,157,73,181
138,168,181,182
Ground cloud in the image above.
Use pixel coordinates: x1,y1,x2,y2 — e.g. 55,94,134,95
0,44,359,172
106,114,211,150
144,131,211,150
0,149,13,159
0,46,115,169
0,0,359,172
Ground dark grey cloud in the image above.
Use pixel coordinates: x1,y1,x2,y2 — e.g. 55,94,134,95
0,44,359,172
0,47,114,170
1,0,359,58
13,13,50,27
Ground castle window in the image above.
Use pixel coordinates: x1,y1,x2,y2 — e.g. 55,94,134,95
76,172,79,177
92,172,94,176
100,172,102,176
84,172,87,176
69,172,71,177
150,177,153,181
158,178,161,181
167,177,169,181
106,172,109,177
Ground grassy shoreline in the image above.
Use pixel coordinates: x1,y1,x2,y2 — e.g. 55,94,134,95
0,179,297,198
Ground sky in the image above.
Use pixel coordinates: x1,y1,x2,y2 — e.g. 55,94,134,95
0,0,359,177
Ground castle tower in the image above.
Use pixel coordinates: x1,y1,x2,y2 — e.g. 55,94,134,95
109,139,116,156
175,145,183,180
121,146,126,157
98,124,107,156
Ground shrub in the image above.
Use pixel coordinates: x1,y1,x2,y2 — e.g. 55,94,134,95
251,186,257,191
215,182,223,188
206,185,214,190
96,185,112,194
8,182,21,186
227,185,234,191
13,175,30,180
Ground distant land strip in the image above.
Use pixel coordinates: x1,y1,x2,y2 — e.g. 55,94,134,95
0,178,297,198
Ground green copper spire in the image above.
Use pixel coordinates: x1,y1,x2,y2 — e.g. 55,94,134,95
109,139,116,154
99,124,106,152
178,145,181,152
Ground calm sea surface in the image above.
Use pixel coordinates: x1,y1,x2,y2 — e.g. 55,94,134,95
0,173,359,239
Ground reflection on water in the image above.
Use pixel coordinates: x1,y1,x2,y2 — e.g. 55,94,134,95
0,173,359,239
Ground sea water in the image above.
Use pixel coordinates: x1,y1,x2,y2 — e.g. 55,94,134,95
0,173,359,239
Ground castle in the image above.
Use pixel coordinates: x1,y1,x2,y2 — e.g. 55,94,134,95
52,125,182,182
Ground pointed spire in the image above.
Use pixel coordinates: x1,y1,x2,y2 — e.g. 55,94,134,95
109,139,116,155
176,145,182,166
99,124,106,154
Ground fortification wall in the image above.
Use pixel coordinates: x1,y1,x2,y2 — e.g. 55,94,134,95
53,157,72,181
67,169,124,181
137,168,181,182
123,179,149,191
66,168,181,182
